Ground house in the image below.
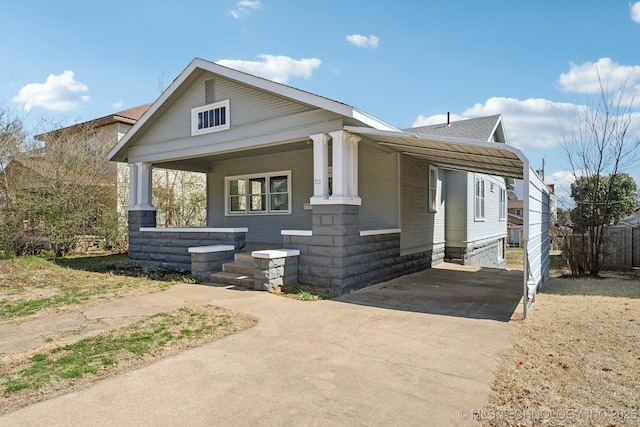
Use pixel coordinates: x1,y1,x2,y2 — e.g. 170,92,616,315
508,199,524,247
35,104,207,241
403,115,510,265
109,58,546,296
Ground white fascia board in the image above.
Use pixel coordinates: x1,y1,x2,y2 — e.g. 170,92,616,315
108,59,202,162
352,109,400,131
490,116,509,145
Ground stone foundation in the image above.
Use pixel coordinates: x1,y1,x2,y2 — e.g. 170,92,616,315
189,245,236,280
445,238,506,268
128,210,245,272
283,205,435,295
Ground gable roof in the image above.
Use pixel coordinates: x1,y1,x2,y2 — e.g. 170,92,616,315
36,103,152,141
403,114,506,143
108,58,399,162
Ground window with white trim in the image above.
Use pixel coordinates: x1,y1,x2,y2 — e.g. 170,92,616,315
225,171,291,215
191,100,230,135
475,175,485,220
429,166,438,212
499,187,506,220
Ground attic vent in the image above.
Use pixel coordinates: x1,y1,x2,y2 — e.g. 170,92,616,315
205,78,215,104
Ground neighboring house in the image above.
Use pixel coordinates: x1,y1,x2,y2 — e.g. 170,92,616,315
35,104,151,238
36,104,207,240
508,199,524,247
621,207,640,228
109,58,535,294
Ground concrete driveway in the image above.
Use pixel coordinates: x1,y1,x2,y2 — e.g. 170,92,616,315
0,263,522,427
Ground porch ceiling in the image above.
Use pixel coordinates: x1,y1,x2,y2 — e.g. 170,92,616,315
345,126,525,179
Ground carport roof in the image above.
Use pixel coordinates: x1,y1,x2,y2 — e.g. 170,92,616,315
344,125,527,179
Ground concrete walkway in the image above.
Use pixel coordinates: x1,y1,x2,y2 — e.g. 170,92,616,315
0,264,521,426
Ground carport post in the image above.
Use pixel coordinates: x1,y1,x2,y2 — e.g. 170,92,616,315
523,239,529,319
522,163,530,320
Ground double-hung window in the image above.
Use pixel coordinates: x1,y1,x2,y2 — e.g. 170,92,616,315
191,100,230,135
429,166,438,212
499,187,506,220
226,171,291,215
475,175,485,220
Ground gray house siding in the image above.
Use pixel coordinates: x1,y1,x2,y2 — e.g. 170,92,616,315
400,155,435,255
467,173,507,242
445,171,507,267
358,145,399,229
444,170,467,244
206,147,314,243
137,72,313,148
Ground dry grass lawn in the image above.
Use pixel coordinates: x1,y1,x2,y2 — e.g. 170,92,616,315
0,254,256,415
482,251,640,426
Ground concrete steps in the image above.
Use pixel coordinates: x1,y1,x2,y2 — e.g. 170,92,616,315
209,253,255,288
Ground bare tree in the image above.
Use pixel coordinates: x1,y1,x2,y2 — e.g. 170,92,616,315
559,74,640,276
5,119,118,256
0,106,27,207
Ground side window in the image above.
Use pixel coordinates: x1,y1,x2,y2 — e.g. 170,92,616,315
499,187,506,220
429,166,438,212
475,175,485,220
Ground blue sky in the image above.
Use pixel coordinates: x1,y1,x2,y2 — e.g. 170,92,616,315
2,0,640,202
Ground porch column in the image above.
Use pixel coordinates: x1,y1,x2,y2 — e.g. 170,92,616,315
128,163,138,210
328,130,361,205
129,162,156,211
309,133,330,204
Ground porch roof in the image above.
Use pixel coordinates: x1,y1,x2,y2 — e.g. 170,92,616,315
344,126,526,179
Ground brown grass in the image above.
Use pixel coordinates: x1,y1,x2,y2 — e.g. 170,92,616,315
0,255,256,415
481,274,640,426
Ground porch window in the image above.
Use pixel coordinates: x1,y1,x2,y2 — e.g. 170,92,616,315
475,175,485,220
191,100,230,135
429,166,438,212
499,187,506,220
225,171,291,215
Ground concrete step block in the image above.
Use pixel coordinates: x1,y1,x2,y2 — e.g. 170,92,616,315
223,261,254,275
234,253,254,264
209,271,256,288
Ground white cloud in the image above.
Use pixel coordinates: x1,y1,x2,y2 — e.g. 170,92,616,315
346,34,379,49
412,113,468,127
631,2,640,23
217,54,321,84
558,57,640,97
230,0,262,18
112,99,124,109
546,169,581,205
12,70,90,112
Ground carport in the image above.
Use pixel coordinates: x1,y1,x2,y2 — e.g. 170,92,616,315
345,126,551,319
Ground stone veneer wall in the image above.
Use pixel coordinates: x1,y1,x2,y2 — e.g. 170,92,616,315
128,210,245,271
445,239,505,268
282,205,437,295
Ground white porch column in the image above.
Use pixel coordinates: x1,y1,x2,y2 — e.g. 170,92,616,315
328,130,361,205
130,162,156,211
309,133,330,204
128,163,138,210
347,132,360,199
